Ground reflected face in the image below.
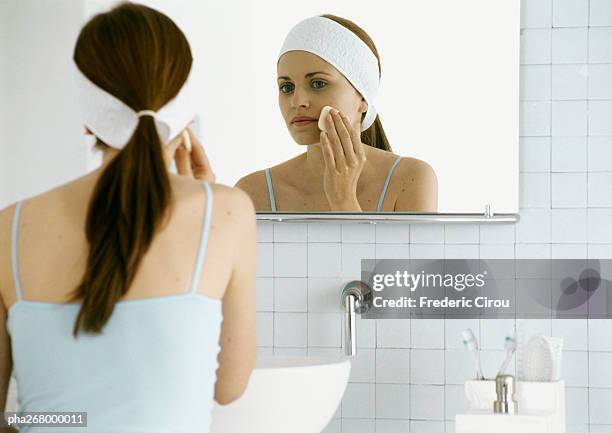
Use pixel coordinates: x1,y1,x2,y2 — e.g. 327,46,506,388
277,51,367,145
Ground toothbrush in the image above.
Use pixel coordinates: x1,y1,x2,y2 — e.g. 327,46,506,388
497,332,517,376
462,329,485,380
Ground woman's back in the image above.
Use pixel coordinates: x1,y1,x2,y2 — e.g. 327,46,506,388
0,174,256,432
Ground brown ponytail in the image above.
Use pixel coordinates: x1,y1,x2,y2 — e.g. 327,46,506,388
69,2,193,336
320,14,392,152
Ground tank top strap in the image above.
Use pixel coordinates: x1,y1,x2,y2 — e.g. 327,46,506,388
264,168,277,212
189,181,214,294
376,155,402,213
11,201,25,301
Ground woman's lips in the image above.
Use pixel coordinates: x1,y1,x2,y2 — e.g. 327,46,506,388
292,119,316,126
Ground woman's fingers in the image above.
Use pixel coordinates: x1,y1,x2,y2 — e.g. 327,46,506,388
175,144,194,177
186,128,216,182
326,112,347,170
340,112,365,162
320,131,336,171
331,110,358,167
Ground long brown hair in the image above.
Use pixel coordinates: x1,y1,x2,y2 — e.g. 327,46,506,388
69,2,193,336
321,14,391,152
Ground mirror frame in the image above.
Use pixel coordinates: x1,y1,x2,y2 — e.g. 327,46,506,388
256,212,519,223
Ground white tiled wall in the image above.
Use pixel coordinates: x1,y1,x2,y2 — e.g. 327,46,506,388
256,1,612,432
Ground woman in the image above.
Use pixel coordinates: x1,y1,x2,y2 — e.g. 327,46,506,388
0,3,255,432
237,14,438,212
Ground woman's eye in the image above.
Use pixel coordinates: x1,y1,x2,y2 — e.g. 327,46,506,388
311,79,327,89
279,83,294,94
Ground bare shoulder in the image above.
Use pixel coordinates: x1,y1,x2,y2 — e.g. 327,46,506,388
170,176,255,223
0,203,17,310
392,156,438,212
235,169,273,211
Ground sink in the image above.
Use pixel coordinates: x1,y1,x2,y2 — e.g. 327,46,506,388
211,355,351,433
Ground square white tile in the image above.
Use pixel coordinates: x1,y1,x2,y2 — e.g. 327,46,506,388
256,243,274,277
256,222,273,242
308,313,342,347
273,312,307,347
341,383,375,418
553,0,589,27
589,27,612,62
589,101,612,136
410,385,445,420
552,319,588,350
411,319,445,349
341,243,375,279
410,224,445,244
588,137,612,171
589,389,612,423
376,348,411,384
552,173,587,208
551,209,587,243
589,351,612,387
307,243,342,277
516,209,551,243
520,65,551,100
342,223,376,243
590,0,612,26
274,277,307,312
520,101,551,136
376,223,410,244
587,209,612,243
552,137,587,172
552,28,588,63
256,312,273,347
552,101,588,137
376,384,411,419
349,348,376,383
411,349,445,384
273,243,307,277
445,349,477,384
520,137,551,173
588,319,612,350
307,223,341,242
273,223,307,242
375,419,410,433
521,0,553,28
307,277,344,313
377,319,411,348
520,173,550,208
589,64,612,99
444,224,479,244
521,29,552,64
341,418,375,433
552,64,588,100
256,277,274,311
588,172,612,207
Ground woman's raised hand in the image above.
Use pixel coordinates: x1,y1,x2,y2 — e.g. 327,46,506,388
320,109,366,211
174,128,216,182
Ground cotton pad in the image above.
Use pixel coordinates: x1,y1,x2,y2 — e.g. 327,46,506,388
318,106,335,131
181,130,192,153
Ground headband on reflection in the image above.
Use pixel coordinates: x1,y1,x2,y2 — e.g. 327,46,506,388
278,16,380,131
75,64,197,149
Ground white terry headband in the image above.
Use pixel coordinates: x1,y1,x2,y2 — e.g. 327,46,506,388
75,63,197,149
278,16,380,131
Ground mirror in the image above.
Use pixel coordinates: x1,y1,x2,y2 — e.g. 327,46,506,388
226,0,521,216
6,0,519,219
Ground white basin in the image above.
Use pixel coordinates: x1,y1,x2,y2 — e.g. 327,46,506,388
211,356,351,433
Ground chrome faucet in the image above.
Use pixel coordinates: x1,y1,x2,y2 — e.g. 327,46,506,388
493,374,518,414
341,281,372,356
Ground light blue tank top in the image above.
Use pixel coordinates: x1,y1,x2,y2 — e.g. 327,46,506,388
6,181,222,433
264,154,402,212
